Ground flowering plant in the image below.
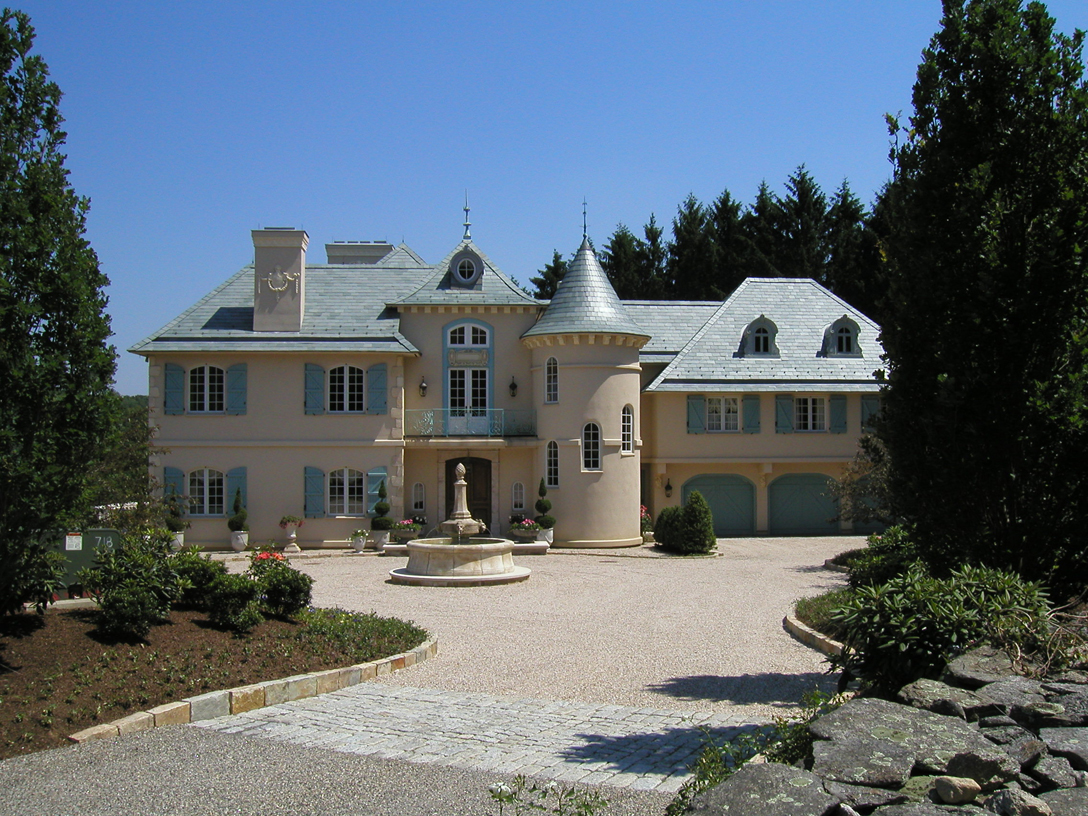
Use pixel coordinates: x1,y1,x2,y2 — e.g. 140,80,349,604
392,518,421,531
279,515,304,529
510,517,541,533
248,546,286,579
640,505,653,533
350,528,368,539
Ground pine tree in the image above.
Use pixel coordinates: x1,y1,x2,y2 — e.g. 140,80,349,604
776,166,830,282
600,224,642,299
634,215,669,300
740,181,782,277
0,11,117,614
529,250,568,299
709,188,752,296
668,194,721,300
825,180,883,319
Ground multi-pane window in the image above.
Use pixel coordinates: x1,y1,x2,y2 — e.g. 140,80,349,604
449,369,488,415
188,468,225,516
448,325,488,346
621,405,633,452
545,357,558,403
328,467,366,515
754,328,770,354
512,482,525,511
795,397,827,432
189,366,225,412
582,423,601,471
837,326,854,354
706,397,739,432
457,258,476,281
412,482,425,514
546,441,559,488
329,365,365,412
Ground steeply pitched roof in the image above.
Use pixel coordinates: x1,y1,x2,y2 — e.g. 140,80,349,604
391,239,541,307
645,278,882,393
623,301,722,365
522,238,649,340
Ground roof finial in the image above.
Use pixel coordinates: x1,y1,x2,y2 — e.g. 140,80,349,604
463,192,471,240
582,197,587,240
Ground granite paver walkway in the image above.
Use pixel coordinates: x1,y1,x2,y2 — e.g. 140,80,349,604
196,683,760,793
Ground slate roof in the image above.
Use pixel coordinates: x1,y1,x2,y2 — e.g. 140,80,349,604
623,301,722,365
522,238,649,340
391,239,542,307
130,245,431,355
645,278,882,393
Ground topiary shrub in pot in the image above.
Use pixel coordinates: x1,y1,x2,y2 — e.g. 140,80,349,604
227,487,248,551
534,478,555,543
369,480,393,550
163,491,189,550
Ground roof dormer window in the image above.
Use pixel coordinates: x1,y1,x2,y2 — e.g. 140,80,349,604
824,316,862,357
457,258,476,281
743,316,779,357
450,249,483,288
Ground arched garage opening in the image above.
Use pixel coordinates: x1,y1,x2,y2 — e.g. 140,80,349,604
681,474,755,537
768,473,839,536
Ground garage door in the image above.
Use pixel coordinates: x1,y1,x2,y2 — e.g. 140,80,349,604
681,475,755,537
768,474,839,535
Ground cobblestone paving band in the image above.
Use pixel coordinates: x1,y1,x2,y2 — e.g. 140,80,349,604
195,682,760,793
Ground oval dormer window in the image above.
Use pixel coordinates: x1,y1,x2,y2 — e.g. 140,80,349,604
450,249,483,287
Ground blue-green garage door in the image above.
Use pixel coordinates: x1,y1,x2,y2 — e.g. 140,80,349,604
682,475,755,537
768,474,839,535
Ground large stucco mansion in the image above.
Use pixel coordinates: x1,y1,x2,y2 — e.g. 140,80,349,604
131,221,882,549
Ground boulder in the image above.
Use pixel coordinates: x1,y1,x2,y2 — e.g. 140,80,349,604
934,775,982,804
687,762,838,816
982,787,1052,815
944,647,1019,689
1039,728,1088,771
822,780,908,811
898,678,990,720
1038,786,1088,816
1028,755,1079,791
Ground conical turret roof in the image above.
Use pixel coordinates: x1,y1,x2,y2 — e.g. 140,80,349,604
522,238,649,340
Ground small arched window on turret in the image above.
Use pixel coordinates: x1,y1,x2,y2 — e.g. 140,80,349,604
743,316,779,357
823,316,862,358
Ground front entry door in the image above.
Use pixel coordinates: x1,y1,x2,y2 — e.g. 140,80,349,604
445,457,492,532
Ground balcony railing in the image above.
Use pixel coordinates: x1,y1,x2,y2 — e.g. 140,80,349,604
404,408,536,438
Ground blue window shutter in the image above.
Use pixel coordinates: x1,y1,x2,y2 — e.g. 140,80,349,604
226,467,247,511
305,364,325,414
164,364,185,415
742,395,760,434
163,466,185,498
775,395,794,434
367,467,387,515
861,395,880,431
366,364,387,414
304,466,325,518
686,395,706,434
829,395,847,434
226,364,247,415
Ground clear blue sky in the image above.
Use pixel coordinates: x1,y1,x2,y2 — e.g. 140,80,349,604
17,1,1088,395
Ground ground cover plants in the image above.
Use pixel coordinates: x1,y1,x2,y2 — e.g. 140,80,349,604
0,542,428,760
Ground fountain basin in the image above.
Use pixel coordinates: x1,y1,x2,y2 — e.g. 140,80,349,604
388,538,531,586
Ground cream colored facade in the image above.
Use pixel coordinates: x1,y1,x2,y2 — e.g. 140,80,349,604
133,226,881,549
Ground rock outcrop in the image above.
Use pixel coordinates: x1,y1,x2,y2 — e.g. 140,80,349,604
688,647,1088,816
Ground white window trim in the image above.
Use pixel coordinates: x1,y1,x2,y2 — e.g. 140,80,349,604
412,482,425,513
795,396,828,433
545,357,558,404
582,423,602,471
328,467,367,516
189,365,225,413
328,364,366,413
511,481,525,511
620,405,634,453
706,396,740,433
546,441,559,488
188,467,225,516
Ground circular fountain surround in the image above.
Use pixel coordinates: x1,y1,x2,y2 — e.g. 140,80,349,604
387,463,531,586
388,538,531,586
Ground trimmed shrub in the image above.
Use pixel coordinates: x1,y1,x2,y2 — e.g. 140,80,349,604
679,491,716,554
164,492,188,534
227,487,248,532
831,563,1051,693
171,548,228,610
260,561,314,618
535,478,555,529
653,505,684,552
848,524,920,588
208,573,263,634
370,480,393,531
793,587,854,642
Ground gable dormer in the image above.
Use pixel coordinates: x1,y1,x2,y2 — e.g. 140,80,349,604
823,315,862,357
742,315,779,357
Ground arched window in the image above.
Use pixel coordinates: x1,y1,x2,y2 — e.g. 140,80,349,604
329,365,365,412
621,405,633,452
743,316,779,357
329,467,366,515
824,316,862,357
837,326,853,354
754,328,770,353
189,366,225,412
512,481,525,512
583,423,601,471
545,357,558,403
412,482,425,514
546,441,559,488
188,468,225,516
448,324,489,347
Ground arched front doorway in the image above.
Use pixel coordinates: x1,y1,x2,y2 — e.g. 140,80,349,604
445,457,492,531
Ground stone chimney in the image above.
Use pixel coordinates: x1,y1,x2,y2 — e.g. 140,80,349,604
253,228,308,332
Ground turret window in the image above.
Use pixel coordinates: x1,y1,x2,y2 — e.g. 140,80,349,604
546,441,559,488
545,357,558,403
621,405,633,452
583,423,601,471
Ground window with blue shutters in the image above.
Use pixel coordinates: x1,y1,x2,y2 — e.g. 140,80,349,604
226,364,247,415
306,363,387,415
164,364,185,415
305,364,325,414
829,395,847,434
189,366,225,413
188,468,225,515
775,395,794,434
366,364,387,414
686,395,706,434
304,466,325,517
742,395,761,434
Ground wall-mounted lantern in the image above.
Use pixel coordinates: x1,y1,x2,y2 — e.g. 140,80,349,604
509,377,518,398
664,478,673,498
419,377,428,397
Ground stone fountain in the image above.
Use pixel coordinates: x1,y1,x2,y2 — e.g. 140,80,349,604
388,463,531,586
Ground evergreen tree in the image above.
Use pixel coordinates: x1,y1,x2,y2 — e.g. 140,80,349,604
600,224,642,299
709,189,751,296
878,0,1088,594
529,250,568,299
0,10,116,613
668,194,721,300
740,181,782,277
634,214,669,300
776,165,830,282
825,179,883,320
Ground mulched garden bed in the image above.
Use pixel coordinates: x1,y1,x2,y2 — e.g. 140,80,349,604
0,605,426,761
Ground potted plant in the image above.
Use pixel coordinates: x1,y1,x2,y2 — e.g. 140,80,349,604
350,528,368,553
508,515,541,541
391,518,421,542
534,478,556,543
227,488,249,551
640,504,654,544
369,480,393,550
279,514,304,553
164,491,189,550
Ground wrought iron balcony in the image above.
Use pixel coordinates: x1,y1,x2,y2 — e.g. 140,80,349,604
404,408,536,438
